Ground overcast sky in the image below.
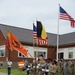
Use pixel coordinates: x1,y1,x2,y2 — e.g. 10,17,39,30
0,0,75,34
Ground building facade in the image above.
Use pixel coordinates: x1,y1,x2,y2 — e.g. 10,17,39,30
0,24,56,63
0,24,75,64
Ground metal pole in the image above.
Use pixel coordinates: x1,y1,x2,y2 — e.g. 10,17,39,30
57,4,60,60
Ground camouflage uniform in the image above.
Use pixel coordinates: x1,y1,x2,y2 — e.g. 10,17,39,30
57,60,61,75
60,60,64,75
73,61,75,75
44,63,51,75
68,61,74,75
63,60,68,75
30,59,39,75
38,59,46,75
49,64,58,75
26,62,31,75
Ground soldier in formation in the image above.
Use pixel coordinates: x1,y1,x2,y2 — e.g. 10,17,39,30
68,60,74,75
23,58,75,75
44,59,52,75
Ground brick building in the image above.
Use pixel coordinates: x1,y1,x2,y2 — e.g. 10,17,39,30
0,24,57,63
0,24,75,64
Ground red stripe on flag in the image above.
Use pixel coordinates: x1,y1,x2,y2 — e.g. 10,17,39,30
33,32,37,39
71,20,75,28
60,14,73,21
38,39,48,45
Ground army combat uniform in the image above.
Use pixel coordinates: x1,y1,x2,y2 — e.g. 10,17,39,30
68,61,74,75
57,60,62,75
73,61,75,75
30,60,39,75
49,64,58,75
38,59,46,75
44,63,51,75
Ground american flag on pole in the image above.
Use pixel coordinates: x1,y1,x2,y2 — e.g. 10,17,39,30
33,23,37,39
60,6,75,28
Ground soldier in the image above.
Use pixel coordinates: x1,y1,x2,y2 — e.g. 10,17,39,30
49,60,58,75
57,59,61,75
63,60,68,75
71,60,74,75
38,55,46,75
45,59,52,75
30,58,39,75
23,59,28,71
60,59,64,75
68,60,74,75
73,60,75,75
25,61,31,75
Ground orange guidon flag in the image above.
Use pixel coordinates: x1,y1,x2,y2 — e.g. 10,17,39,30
6,30,28,56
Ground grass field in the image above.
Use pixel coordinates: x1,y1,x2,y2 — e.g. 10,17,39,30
0,68,27,75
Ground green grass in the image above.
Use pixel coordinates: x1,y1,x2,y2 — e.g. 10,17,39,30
0,68,27,75
0,68,7,73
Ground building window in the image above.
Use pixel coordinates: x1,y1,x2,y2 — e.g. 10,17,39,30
18,46,28,58
0,45,5,57
69,52,73,59
34,48,47,59
68,48,73,59
18,52,28,58
18,52,26,58
34,51,46,58
58,53,64,59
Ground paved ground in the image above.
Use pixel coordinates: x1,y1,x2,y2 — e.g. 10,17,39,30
0,72,13,75
0,72,7,75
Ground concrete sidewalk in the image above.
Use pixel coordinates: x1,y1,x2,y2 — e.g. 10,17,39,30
0,72,13,75
0,72,7,75
0,72,12,75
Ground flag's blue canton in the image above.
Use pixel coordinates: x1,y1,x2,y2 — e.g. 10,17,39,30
60,6,67,14
33,24,37,32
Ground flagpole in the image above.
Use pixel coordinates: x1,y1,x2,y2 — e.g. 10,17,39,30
36,38,38,60
28,52,34,59
8,49,10,60
57,4,60,61
6,30,10,60
33,37,35,59
33,22,35,59
6,30,11,61
36,19,38,61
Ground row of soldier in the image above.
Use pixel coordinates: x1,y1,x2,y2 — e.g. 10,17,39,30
23,56,75,75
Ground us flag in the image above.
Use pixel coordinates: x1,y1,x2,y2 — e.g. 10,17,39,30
60,6,75,28
60,6,73,21
33,23,37,39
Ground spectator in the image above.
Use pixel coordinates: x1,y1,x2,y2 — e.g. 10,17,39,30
7,60,12,75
